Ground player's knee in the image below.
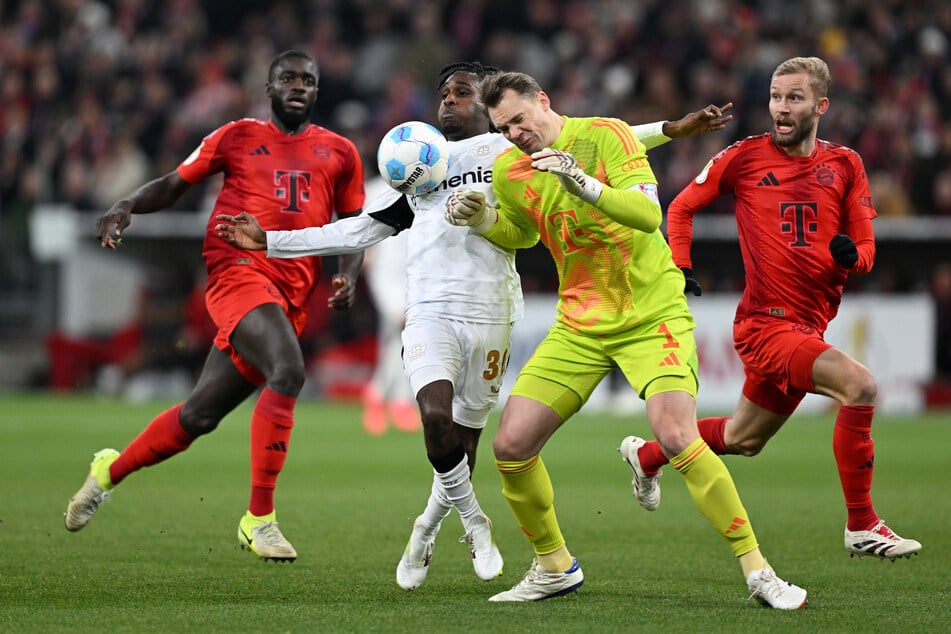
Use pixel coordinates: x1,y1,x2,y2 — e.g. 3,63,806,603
733,437,767,457
417,401,452,430
266,360,305,396
842,370,877,406
178,405,221,436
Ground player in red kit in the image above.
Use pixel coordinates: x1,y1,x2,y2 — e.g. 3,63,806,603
64,50,365,562
619,56,921,561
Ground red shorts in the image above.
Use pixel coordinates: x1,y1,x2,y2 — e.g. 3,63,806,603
733,317,831,415
205,267,309,385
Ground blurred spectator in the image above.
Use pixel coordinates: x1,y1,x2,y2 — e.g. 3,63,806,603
1,0,950,387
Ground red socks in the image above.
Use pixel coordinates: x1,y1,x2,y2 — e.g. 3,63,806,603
637,417,730,475
109,404,194,486
248,387,297,516
833,405,879,531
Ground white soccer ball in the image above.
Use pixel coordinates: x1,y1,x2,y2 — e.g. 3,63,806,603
377,121,450,195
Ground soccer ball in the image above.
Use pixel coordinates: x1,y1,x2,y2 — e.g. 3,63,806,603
377,121,450,195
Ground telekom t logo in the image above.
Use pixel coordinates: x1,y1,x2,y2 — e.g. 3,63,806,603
779,201,818,247
275,171,311,212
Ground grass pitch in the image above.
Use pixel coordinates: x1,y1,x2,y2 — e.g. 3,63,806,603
0,393,948,632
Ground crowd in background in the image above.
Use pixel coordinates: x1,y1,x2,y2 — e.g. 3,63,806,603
1,0,950,381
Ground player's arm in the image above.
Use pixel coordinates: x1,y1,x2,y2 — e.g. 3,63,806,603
531,139,662,232
444,189,539,250
630,103,733,151
215,211,401,256
96,170,191,249
830,157,877,274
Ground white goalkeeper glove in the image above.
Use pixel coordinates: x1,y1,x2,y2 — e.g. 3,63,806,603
531,148,603,204
444,189,497,232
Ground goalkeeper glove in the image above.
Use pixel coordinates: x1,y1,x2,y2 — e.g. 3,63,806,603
444,189,496,232
829,234,858,269
681,267,702,296
530,148,603,203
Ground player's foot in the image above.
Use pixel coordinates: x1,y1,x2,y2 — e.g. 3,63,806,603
488,558,583,602
396,516,440,590
845,520,922,560
746,565,808,610
238,511,297,562
389,399,422,432
65,448,119,531
618,436,661,511
459,513,503,581
362,386,387,436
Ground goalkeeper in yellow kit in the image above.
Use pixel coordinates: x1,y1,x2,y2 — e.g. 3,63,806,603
445,70,807,608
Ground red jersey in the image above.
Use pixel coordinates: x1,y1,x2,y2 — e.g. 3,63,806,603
668,134,876,333
178,118,364,308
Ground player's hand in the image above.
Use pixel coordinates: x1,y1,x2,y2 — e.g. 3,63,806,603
682,267,702,296
215,212,267,251
664,103,734,139
96,202,133,250
530,148,603,203
328,274,356,310
829,234,858,269
445,189,494,230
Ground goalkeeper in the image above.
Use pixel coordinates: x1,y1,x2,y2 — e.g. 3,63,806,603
446,70,807,608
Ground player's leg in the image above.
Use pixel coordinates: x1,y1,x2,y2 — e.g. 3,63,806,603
64,341,256,532
228,302,305,562
489,326,599,601
810,347,921,559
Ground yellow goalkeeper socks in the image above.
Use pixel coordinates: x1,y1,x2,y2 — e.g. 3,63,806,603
496,455,567,557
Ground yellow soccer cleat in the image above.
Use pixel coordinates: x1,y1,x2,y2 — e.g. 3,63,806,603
65,448,119,532
238,511,298,562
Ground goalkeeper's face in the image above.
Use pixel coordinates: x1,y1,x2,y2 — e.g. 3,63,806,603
488,89,555,155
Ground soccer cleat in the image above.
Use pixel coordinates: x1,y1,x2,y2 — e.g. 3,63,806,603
746,565,808,610
397,516,440,590
361,386,388,436
618,436,661,511
488,558,584,602
65,448,120,531
845,520,922,560
459,514,503,581
238,511,297,562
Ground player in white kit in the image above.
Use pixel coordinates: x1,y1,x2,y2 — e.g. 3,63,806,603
215,61,734,591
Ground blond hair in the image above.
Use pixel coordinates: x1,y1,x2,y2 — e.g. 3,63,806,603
773,56,831,99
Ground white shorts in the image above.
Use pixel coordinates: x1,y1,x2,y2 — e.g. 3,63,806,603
401,312,514,429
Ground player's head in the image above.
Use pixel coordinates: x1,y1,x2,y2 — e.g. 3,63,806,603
267,50,319,133
769,56,830,153
480,71,558,155
435,61,499,142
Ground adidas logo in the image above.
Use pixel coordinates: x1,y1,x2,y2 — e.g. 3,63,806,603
757,172,779,187
265,441,287,452
250,145,271,156
724,516,748,535
658,352,681,367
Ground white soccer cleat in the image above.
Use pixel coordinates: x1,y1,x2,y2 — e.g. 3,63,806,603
618,436,661,511
488,558,583,602
238,511,298,562
396,516,440,590
65,448,120,532
845,520,922,560
746,565,808,610
459,513,503,581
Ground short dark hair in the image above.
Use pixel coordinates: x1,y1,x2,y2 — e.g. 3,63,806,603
268,50,318,83
479,71,541,109
436,61,500,89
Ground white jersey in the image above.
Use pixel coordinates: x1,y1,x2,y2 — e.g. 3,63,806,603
265,122,673,324
364,132,522,325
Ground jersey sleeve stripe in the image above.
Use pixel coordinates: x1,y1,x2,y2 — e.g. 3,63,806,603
591,119,639,155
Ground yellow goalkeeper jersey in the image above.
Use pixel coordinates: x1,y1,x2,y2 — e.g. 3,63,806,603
486,116,691,335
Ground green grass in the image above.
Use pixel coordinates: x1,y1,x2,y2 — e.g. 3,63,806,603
0,393,948,632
